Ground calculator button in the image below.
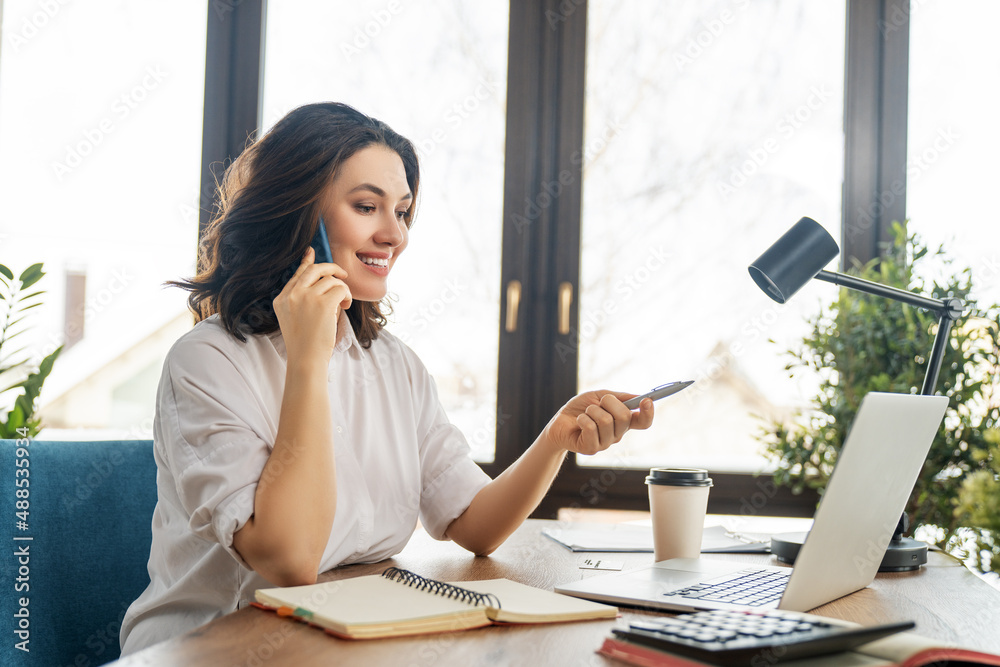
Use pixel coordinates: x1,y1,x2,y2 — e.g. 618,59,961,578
628,621,663,633
612,609,915,667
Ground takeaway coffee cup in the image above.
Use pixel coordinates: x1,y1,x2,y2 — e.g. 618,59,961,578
646,468,713,561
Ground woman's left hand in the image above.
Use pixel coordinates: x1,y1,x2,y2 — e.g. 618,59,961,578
541,391,655,456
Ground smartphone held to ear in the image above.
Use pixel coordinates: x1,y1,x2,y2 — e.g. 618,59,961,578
623,381,694,409
311,218,334,265
282,218,335,288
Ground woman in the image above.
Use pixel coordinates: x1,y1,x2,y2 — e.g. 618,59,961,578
120,102,654,653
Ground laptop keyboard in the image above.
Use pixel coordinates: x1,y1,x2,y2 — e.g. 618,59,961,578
665,568,790,606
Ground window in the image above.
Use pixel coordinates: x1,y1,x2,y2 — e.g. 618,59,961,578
262,0,510,462
907,0,1000,305
10,1,943,521
0,0,207,438
194,1,869,516
577,1,846,472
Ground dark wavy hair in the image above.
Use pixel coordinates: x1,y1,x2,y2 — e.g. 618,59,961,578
171,102,420,348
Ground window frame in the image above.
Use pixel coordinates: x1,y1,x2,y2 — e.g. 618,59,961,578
201,0,911,518
198,0,266,237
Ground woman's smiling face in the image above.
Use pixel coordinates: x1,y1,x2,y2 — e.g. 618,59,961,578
319,144,412,302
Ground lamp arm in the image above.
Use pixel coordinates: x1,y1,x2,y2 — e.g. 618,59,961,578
814,270,955,313
814,270,965,395
921,315,956,396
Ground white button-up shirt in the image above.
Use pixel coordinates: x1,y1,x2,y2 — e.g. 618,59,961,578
120,314,491,654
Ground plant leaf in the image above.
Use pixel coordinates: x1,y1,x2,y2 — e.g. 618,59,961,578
18,263,45,291
2,330,28,346
0,378,28,395
2,401,26,438
0,360,27,375
0,264,12,281
758,226,1000,574
16,290,46,303
6,315,30,331
0,351,29,372
36,345,61,377
2,345,62,438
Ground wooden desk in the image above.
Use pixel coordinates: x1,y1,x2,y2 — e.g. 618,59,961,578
115,519,1000,666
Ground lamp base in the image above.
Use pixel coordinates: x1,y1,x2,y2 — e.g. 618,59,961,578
769,531,928,572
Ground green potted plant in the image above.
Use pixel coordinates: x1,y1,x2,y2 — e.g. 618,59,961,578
955,435,1000,575
0,262,62,438
758,223,1000,574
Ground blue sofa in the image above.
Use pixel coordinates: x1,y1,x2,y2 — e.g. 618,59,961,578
1,439,157,666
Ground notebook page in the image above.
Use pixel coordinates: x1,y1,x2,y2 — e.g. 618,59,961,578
453,578,618,623
256,574,489,633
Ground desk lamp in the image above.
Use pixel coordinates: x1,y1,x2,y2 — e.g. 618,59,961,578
748,216,964,571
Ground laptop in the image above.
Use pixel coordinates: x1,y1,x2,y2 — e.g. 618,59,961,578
555,392,948,613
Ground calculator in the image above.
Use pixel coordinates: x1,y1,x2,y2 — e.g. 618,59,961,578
612,609,914,666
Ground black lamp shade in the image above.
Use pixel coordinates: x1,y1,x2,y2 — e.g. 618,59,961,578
748,217,840,304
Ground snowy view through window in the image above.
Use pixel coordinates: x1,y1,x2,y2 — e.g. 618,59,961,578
1,1,997,476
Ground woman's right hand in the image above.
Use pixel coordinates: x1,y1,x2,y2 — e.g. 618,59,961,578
273,246,352,365
239,245,346,586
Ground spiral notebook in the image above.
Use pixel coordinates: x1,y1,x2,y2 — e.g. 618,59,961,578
253,567,618,639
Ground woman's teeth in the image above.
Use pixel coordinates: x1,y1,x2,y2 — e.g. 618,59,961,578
360,256,388,268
